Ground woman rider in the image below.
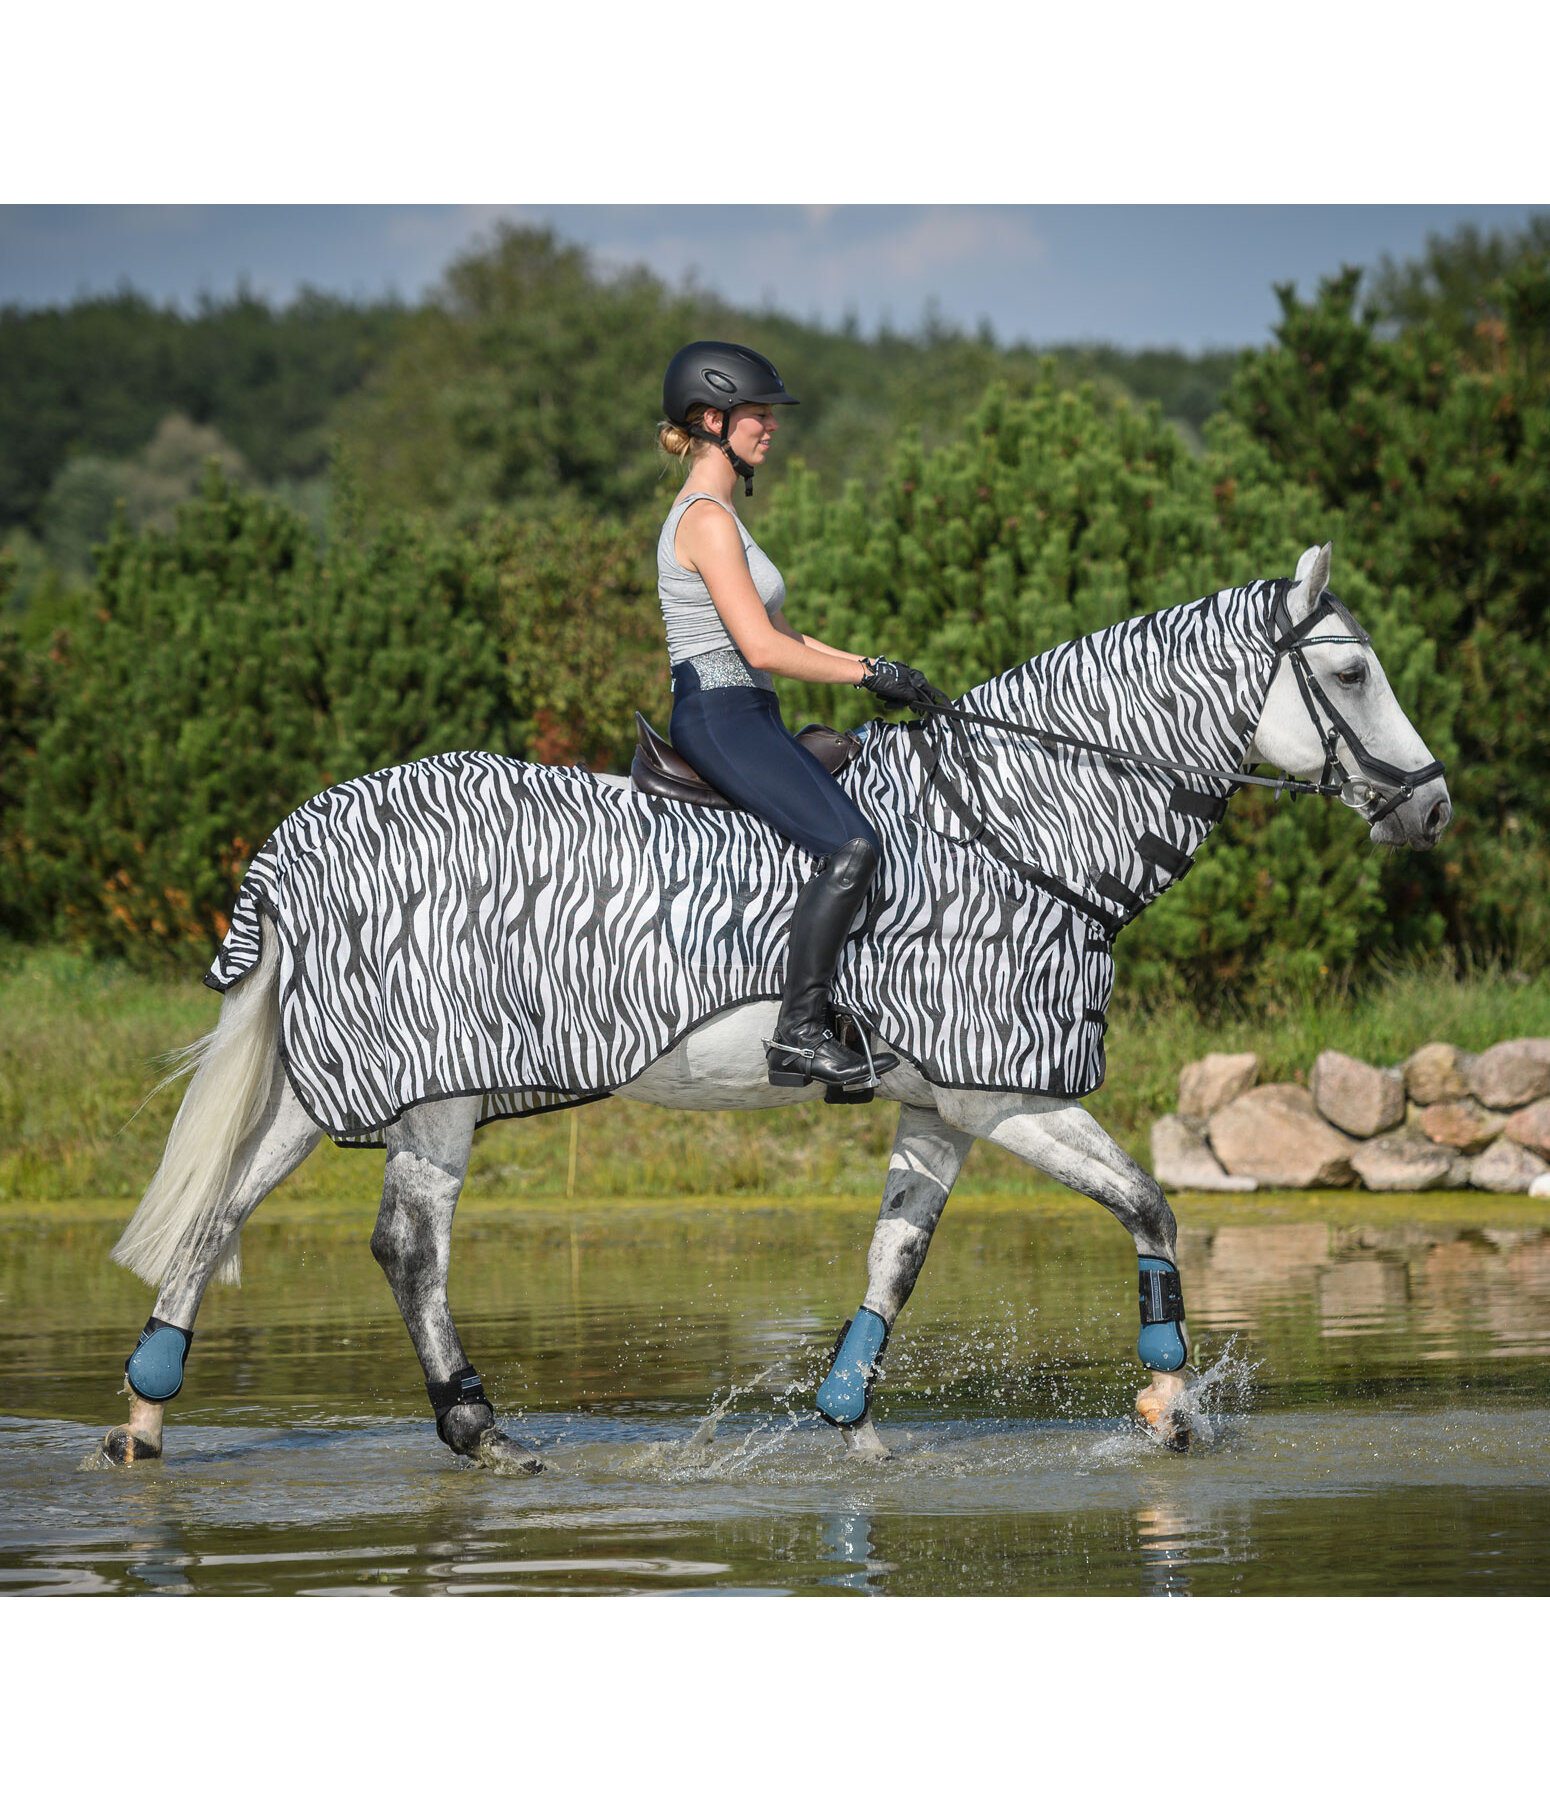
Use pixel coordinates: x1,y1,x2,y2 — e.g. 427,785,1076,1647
657,340,947,1091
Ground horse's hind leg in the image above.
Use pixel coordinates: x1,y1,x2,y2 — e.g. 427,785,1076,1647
104,1065,322,1464
931,1088,1193,1448
373,1098,542,1473
815,1103,972,1459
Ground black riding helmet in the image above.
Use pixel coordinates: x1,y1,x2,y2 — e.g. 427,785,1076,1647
662,341,798,495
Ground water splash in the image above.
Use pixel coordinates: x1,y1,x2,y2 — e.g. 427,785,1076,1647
681,1361,788,1452
1168,1336,1262,1448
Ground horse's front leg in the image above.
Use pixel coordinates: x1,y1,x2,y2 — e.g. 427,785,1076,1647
931,1087,1193,1449
374,1098,542,1474
815,1102,972,1459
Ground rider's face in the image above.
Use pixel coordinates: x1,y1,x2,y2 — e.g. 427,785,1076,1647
712,404,780,465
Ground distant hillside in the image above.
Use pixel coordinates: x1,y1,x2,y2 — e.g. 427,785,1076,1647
0,227,1243,560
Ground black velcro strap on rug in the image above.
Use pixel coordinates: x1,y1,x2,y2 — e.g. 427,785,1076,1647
1169,785,1227,824
1096,872,1143,915
1082,1008,1107,1023
426,1365,489,1420
1139,1266,1186,1325
1136,831,1193,879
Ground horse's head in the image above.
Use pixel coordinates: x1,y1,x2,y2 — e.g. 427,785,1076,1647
1251,544,1452,850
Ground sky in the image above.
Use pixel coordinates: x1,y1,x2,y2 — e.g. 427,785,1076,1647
2,204,1543,353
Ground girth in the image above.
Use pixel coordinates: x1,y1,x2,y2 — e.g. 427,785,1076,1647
629,711,862,813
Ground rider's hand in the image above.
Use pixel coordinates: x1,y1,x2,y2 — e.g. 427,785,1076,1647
858,658,951,713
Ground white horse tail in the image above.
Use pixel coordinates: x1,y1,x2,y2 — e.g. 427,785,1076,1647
111,915,282,1291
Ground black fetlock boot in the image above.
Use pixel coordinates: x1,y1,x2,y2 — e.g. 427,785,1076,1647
766,837,899,1091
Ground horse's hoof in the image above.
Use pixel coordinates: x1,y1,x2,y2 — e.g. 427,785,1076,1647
101,1426,161,1466
475,1427,545,1475
840,1419,891,1463
1136,1371,1192,1451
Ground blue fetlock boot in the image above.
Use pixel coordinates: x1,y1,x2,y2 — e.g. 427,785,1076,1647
124,1317,194,1403
1137,1257,1188,1372
815,1307,889,1427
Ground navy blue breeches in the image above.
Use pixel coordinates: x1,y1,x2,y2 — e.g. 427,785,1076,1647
668,664,879,860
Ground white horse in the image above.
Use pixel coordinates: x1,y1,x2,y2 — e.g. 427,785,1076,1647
100,544,1450,1467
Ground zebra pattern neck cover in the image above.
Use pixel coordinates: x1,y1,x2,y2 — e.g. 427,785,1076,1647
206,583,1281,1147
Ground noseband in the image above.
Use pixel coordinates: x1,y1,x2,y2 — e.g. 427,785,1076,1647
1268,585,1446,824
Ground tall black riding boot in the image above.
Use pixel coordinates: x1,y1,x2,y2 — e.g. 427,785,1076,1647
766,837,899,1090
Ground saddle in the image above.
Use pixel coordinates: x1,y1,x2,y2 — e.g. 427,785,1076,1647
630,712,863,813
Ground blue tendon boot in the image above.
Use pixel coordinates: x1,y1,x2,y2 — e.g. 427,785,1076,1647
1137,1257,1188,1372
1137,1256,1191,1452
815,1307,889,1427
124,1316,194,1403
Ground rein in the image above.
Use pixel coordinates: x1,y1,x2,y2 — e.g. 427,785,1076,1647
900,585,1446,932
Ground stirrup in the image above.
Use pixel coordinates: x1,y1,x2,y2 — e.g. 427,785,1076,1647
764,1028,879,1091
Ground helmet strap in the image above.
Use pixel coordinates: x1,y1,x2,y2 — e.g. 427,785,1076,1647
690,419,756,496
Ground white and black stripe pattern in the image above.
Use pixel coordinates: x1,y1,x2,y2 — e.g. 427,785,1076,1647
207,582,1283,1143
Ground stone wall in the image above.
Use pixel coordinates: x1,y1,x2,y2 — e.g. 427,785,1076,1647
1150,1040,1550,1195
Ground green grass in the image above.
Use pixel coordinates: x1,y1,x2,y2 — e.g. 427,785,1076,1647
2,940,1547,1209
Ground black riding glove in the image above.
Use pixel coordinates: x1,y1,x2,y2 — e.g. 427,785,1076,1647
858,658,951,713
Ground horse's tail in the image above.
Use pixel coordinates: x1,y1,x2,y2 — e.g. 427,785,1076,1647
111,914,282,1291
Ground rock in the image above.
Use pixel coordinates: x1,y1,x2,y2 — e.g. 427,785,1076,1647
1177,1051,1260,1121
1402,1042,1475,1105
1530,1173,1550,1199
1469,1038,1550,1111
1348,1131,1454,1192
1309,1049,1406,1139
1150,1114,1257,1192
1208,1084,1358,1188
1503,1099,1550,1158
1445,1153,1476,1189
1417,1100,1509,1154
1468,1138,1550,1194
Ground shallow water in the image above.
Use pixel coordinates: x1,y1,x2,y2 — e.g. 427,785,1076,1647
2,1194,1548,1594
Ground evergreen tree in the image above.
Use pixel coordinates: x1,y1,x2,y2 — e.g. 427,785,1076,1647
20,467,520,968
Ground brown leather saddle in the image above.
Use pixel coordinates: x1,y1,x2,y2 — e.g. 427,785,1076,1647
630,711,863,813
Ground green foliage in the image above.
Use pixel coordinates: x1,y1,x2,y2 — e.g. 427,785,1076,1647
338,228,700,525
39,415,253,577
1222,257,1550,975
0,288,405,538
18,467,522,968
490,502,668,769
1369,215,1550,347
0,615,51,937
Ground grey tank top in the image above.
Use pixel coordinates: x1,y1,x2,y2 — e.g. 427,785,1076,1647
657,492,786,693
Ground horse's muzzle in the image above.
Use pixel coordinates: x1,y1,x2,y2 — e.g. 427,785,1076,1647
1368,776,1452,849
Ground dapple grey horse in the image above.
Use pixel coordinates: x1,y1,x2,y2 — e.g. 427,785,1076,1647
101,544,1450,1467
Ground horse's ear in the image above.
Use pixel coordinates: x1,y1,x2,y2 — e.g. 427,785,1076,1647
1289,542,1333,621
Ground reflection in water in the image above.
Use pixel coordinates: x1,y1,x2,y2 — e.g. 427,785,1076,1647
2,1199,1549,1595
818,1511,896,1593
1135,1503,1191,1598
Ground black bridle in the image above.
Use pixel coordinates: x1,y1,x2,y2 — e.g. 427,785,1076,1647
902,584,1446,929
1266,586,1446,825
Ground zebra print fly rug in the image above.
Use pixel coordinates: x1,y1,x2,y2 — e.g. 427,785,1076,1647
207,582,1283,1145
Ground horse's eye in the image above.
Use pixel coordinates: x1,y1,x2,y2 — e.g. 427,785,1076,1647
1336,665,1367,687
